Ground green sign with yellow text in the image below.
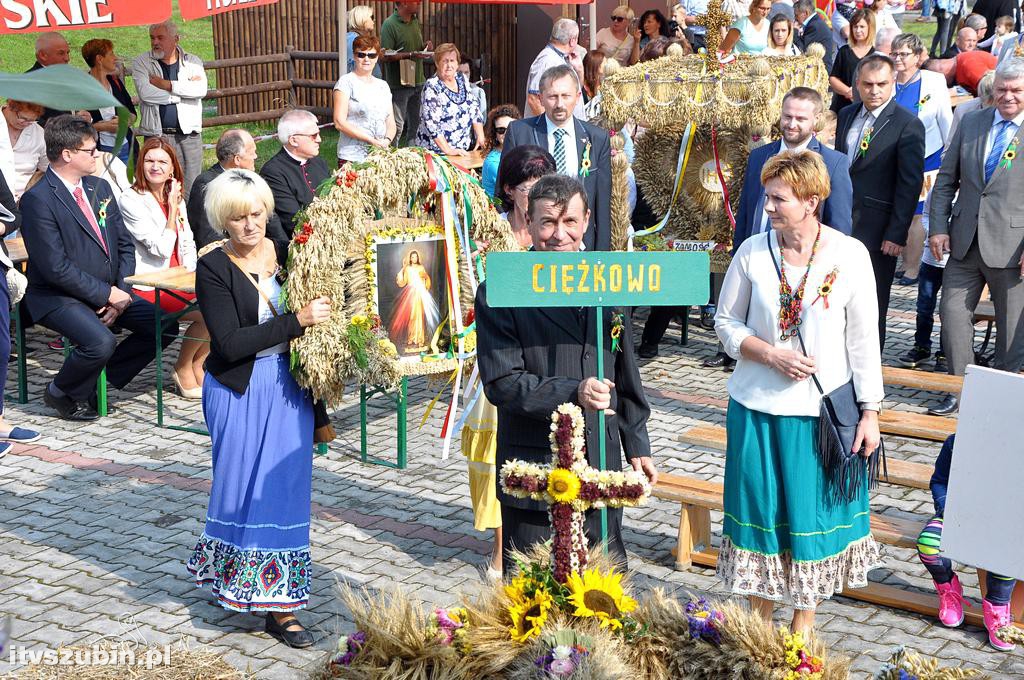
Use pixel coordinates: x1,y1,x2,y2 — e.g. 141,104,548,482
485,251,711,308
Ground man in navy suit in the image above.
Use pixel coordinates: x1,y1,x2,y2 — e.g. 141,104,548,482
20,116,177,421
794,0,835,71
501,64,611,252
699,87,854,369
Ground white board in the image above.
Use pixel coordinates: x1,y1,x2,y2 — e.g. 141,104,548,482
942,365,1024,581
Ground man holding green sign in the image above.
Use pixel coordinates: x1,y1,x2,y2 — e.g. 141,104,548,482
477,174,709,572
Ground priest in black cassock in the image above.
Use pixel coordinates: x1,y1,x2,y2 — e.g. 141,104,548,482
474,174,658,575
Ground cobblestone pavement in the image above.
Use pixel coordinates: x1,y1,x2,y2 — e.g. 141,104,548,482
1,281,1022,679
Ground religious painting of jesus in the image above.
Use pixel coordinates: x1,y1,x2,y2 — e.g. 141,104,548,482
372,235,449,360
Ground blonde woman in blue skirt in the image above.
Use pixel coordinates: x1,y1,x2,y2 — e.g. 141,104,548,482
185,169,331,648
714,150,884,633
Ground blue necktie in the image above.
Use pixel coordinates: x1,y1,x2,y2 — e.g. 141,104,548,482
985,120,1014,183
553,128,567,175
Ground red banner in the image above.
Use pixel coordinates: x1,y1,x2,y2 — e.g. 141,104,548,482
0,0,170,34
179,0,280,20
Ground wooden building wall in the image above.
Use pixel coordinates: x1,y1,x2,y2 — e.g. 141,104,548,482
212,0,517,120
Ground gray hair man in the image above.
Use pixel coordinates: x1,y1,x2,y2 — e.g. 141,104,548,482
474,172,657,576
928,58,1024,418
187,129,285,248
26,32,86,126
524,17,586,118
258,110,331,240
131,20,208,200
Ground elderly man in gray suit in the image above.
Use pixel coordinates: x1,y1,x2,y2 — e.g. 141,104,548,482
475,174,657,574
929,58,1024,415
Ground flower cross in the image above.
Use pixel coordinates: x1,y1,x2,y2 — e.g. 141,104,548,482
500,404,651,583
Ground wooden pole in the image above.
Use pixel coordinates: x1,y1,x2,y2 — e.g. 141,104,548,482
339,0,348,76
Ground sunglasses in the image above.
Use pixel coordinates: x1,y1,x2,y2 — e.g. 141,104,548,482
495,126,507,134
355,51,378,59
611,15,626,22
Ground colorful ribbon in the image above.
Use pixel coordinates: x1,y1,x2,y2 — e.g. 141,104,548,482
711,125,736,231
632,122,697,238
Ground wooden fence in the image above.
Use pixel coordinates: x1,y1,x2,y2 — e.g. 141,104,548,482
202,49,337,128
210,0,517,122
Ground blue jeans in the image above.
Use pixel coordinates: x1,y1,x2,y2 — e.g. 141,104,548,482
914,262,945,354
921,0,933,18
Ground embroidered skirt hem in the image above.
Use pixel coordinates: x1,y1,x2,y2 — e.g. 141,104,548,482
186,534,311,612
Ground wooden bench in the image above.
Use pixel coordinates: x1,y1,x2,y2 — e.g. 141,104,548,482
677,424,934,490
653,472,1024,629
882,366,962,394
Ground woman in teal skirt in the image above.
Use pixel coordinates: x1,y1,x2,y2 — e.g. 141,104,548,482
714,150,885,633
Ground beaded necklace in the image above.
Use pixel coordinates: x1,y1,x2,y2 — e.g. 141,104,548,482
777,224,821,341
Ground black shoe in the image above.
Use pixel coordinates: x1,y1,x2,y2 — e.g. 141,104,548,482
894,269,906,281
703,352,735,369
265,613,314,648
637,343,659,359
43,385,99,422
87,394,116,415
929,395,959,416
898,346,932,368
897,276,919,286
933,354,948,374
699,305,716,330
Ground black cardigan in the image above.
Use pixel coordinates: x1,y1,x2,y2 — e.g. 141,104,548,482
196,243,304,394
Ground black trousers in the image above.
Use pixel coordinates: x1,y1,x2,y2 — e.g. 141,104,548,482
501,503,626,576
869,250,898,351
40,296,178,401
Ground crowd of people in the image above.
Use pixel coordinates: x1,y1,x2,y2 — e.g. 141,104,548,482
3,0,1024,655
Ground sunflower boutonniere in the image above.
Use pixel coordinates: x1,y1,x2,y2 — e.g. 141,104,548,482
579,140,592,178
917,93,931,111
857,125,873,159
812,266,839,309
97,198,112,229
1000,137,1019,170
610,312,624,352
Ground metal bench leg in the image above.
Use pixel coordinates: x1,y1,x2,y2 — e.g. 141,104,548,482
360,377,408,469
14,302,26,404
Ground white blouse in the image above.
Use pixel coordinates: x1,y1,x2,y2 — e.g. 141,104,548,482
256,275,289,357
715,228,884,417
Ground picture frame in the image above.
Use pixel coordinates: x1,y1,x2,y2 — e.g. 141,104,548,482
367,224,450,362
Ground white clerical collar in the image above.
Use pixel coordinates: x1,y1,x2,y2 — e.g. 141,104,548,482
284,148,309,165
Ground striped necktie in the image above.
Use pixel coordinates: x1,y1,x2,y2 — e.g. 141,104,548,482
985,120,1013,183
553,128,567,175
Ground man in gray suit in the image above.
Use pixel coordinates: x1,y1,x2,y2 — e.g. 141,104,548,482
475,174,657,573
501,65,611,252
929,58,1024,415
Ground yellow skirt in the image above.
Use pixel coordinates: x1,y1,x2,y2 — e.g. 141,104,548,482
460,392,501,532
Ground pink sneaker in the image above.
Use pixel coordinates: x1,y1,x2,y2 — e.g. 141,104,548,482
934,575,965,627
982,599,1016,651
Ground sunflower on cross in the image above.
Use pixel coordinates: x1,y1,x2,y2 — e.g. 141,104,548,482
500,404,651,583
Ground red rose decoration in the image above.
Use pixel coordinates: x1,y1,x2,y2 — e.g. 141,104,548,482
295,234,309,245
464,308,475,326
302,223,314,235
335,177,343,186
344,170,358,188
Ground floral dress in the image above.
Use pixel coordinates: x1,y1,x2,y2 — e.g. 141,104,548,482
414,73,483,153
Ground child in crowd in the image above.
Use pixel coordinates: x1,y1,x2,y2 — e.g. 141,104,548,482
817,110,838,148
990,15,1018,55
917,434,1017,650
898,203,947,371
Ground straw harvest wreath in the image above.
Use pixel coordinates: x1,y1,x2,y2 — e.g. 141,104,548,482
601,44,830,271
283,147,515,405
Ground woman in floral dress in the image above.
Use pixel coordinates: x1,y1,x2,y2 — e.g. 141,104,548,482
414,43,484,155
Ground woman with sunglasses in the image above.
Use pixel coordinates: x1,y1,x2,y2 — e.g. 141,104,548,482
480,104,521,197
332,34,395,167
596,5,636,67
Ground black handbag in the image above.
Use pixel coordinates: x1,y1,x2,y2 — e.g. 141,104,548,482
766,233,886,502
